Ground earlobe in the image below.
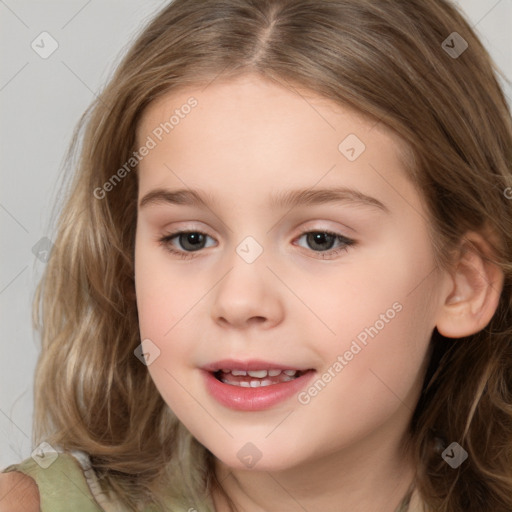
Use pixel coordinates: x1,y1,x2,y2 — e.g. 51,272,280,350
436,233,504,339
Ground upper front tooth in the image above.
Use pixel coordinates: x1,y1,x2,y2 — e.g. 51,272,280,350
247,370,268,378
227,369,294,377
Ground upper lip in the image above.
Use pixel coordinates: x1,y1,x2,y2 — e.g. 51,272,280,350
202,359,314,372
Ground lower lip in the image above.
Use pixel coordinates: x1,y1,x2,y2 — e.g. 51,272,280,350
201,369,316,411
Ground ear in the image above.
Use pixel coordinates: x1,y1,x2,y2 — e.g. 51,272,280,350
436,232,504,338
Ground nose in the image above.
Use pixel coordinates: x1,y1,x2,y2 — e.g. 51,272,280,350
210,246,285,330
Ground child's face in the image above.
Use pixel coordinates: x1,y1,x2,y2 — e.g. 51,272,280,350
134,73,450,472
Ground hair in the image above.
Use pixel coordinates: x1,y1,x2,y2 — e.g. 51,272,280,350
31,0,512,511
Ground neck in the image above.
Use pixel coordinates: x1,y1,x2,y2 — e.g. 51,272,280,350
211,425,416,512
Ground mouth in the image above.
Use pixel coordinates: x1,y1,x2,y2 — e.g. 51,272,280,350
212,368,312,388
202,361,317,411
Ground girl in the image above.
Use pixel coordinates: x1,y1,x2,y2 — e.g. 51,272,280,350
2,0,512,511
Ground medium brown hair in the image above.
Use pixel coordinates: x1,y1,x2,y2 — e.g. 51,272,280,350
32,1,512,510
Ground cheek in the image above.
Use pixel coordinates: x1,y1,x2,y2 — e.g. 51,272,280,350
314,231,438,402
134,234,205,407
294,286,436,453
134,230,197,338
324,231,436,338
134,245,193,412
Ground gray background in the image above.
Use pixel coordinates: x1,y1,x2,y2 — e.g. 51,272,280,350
1,0,511,468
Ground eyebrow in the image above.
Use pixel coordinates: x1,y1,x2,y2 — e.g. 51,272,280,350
138,186,389,213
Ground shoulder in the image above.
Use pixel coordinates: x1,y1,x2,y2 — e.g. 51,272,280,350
0,471,40,512
1,451,106,512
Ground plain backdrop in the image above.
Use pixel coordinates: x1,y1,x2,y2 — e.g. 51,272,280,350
1,0,511,469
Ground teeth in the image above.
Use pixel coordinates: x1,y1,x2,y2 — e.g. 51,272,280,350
219,369,300,377
224,378,279,388
247,370,268,378
218,369,305,387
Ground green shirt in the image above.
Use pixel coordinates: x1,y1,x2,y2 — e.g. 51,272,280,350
2,452,107,511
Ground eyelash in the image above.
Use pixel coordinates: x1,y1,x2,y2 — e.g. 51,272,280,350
157,228,356,260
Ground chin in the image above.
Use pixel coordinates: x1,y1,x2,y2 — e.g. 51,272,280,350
209,444,305,473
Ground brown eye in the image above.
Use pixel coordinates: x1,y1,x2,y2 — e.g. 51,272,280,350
172,232,207,251
295,230,356,259
158,230,215,260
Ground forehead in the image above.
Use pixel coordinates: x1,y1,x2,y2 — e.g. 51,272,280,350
135,73,419,216
137,73,412,164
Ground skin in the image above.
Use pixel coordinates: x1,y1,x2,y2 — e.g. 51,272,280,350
133,73,501,512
